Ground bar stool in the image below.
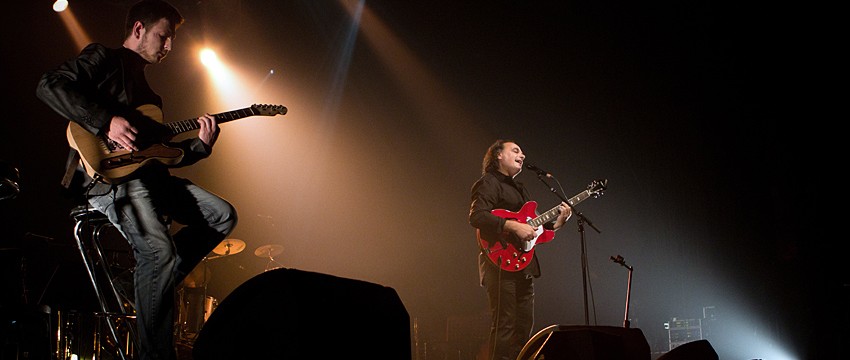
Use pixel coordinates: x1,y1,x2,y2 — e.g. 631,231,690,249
70,205,137,360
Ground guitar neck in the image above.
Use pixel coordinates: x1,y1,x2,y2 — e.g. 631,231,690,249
166,107,257,136
528,189,594,227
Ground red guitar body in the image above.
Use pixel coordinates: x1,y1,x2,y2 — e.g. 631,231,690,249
477,201,555,272
474,179,608,272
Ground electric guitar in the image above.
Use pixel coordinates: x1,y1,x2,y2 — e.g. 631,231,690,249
66,103,287,184
477,179,608,272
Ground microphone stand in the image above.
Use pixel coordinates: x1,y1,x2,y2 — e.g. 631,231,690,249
532,171,601,325
611,255,633,328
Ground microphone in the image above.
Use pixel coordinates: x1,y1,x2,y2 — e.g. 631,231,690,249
525,164,552,178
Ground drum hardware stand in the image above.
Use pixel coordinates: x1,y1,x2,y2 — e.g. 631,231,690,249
178,239,245,343
178,257,211,344
254,244,284,271
611,255,634,328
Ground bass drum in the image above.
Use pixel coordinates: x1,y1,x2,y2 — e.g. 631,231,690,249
178,287,218,340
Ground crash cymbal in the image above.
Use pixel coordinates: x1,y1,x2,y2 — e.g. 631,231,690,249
254,244,283,258
213,239,246,256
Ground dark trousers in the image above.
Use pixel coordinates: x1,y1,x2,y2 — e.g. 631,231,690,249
482,266,534,360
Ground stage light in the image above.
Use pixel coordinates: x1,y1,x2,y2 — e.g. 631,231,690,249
196,47,251,108
53,0,68,12
200,48,221,69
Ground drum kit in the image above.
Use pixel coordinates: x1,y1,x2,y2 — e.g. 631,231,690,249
177,239,285,344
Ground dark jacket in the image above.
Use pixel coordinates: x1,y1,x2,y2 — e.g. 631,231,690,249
469,170,542,282
37,43,210,195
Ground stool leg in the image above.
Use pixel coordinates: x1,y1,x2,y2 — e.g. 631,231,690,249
91,224,132,313
73,219,109,315
92,223,139,352
73,218,131,360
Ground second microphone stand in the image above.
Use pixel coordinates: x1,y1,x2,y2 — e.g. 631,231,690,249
611,255,634,328
531,171,606,325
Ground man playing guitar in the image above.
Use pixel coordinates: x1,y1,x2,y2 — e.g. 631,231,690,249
468,139,572,360
37,2,237,359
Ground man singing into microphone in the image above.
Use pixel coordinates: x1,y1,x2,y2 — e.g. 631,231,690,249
468,139,571,360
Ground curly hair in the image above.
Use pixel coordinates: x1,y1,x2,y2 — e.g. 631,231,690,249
481,139,516,175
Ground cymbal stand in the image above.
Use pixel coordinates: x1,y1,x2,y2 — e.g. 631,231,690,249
200,256,209,308
197,256,212,338
263,251,283,271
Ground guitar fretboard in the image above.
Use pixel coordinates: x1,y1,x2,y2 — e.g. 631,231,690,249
527,190,593,227
166,107,258,135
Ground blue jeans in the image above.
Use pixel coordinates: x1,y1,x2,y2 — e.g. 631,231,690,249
89,174,237,360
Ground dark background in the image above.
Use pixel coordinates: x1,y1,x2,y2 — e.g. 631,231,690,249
1,0,842,358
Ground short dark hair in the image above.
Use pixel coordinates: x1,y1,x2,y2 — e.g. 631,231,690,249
481,139,516,174
124,0,184,39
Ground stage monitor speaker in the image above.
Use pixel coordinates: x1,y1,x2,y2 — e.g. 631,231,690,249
192,268,410,359
657,339,718,360
518,324,650,360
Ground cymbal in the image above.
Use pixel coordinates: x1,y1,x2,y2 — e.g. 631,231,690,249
254,244,283,258
213,239,246,256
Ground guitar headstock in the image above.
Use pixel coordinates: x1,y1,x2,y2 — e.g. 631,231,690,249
587,179,608,198
251,104,288,116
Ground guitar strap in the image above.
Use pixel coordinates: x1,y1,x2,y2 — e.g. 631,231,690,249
61,149,80,189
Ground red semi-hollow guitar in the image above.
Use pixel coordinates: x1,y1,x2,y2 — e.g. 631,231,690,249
477,179,607,272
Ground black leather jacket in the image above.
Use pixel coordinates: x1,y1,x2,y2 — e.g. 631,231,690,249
37,43,210,194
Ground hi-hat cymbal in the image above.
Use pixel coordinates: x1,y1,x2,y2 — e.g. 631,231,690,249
254,244,283,258
213,239,246,256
